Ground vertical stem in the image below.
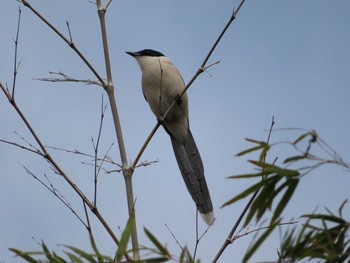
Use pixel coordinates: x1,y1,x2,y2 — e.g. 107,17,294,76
96,1,139,259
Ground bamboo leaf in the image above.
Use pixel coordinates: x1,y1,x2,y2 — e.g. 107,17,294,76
243,220,280,262
302,214,346,224
9,248,38,263
89,233,104,263
293,132,309,144
236,145,264,157
227,172,266,179
250,161,299,177
284,155,306,163
272,179,299,222
144,228,169,257
42,241,53,261
135,257,169,262
115,213,135,261
65,252,84,263
221,180,266,208
63,245,96,263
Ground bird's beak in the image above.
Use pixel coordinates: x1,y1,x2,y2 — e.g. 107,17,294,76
126,51,139,57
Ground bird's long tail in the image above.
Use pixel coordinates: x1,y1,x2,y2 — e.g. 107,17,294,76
170,129,214,225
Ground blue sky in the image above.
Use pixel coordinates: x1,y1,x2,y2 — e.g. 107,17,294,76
1,0,350,262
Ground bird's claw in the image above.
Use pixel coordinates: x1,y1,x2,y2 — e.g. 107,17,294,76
175,94,182,105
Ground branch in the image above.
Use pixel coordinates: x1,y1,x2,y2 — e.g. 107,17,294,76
94,0,139,259
35,71,103,87
23,166,88,229
12,6,22,99
92,95,107,206
19,0,106,87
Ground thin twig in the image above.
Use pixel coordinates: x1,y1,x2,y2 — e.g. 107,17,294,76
92,95,106,206
193,213,215,261
23,165,88,228
36,71,103,87
231,220,298,243
12,6,22,99
164,223,185,252
0,138,43,156
66,21,73,43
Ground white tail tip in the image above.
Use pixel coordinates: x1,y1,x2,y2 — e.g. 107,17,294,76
201,211,215,225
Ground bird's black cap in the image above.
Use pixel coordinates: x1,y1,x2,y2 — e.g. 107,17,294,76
126,49,164,57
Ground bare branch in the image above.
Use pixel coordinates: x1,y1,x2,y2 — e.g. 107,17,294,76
36,71,103,87
0,138,43,156
12,6,22,99
105,0,113,10
164,223,185,252
231,220,298,243
66,21,73,43
23,165,88,228
19,0,106,87
93,94,107,206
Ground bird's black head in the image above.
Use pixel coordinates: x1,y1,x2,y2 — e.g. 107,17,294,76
126,49,164,57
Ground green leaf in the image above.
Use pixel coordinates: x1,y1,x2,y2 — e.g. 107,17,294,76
302,214,346,224
227,172,267,179
89,233,103,263
272,178,299,222
116,213,135,261
293,132,310,144
221,180,267,208
179,247,194,263
236,145,264,157
9,248,38,263
135,257,169,262
62,245,96,263
65,252,84,263
283,155,307,163
244,177,279,225
52,252,67,263
243,220,281,262
144,228,170,257
250,161,300,177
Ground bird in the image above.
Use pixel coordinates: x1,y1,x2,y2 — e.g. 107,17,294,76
126,49,214,225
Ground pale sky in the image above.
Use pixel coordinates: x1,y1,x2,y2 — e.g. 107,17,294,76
1,1,350,262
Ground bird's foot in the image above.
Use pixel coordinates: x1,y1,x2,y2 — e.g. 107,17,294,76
175,94,182,105
157,116,164,125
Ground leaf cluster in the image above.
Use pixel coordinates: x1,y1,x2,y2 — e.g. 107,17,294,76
222,130,349,262
279,202,350,262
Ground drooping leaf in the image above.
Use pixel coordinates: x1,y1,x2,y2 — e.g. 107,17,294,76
227,172,267,179
221,179,267,208
293,132,310,145
65,252,84,263
62,245,96,263
9,248,38,263
243,220,281,262
89,233,104,263
283,155,307,163
115,213,135,261
235,138,268,157
272,178,299,222
144,228,170,257
42,241,54,261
